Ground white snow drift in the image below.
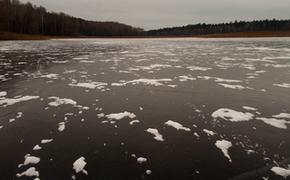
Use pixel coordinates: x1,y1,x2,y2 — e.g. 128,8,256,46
165,120,191,131
145,128,164,142
215,140,233,162
212,108,254,122
73,157,88,175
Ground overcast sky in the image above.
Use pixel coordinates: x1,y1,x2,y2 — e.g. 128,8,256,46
22,0,290,30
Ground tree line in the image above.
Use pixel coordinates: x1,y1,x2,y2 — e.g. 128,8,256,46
147,19,290,36
0,0,143,36
1,0,289,37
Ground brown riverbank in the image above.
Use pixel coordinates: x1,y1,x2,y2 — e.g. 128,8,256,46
0,32,63,41
1,31,290,41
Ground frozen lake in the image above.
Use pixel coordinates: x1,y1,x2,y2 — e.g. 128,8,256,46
0,38,290,180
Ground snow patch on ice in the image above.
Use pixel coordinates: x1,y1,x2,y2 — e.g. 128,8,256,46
215,140,233,162
203,129,216,136
273,83,290,88
145,128,164,142
256,117,290,129
73,157,88,175
177,75,196,82
52,60,68,64
0,91,7,97
79,60,95,63
137,64,172,70
105,111,136,120
129,120,140,125
242,106,258,111
112,78,172,87
58,122,65,132
19,154,40,167
146,170,152,175
198,76,242,83
40,73,59,79
16,167,39,178
97,113,105,118
212,108,254,122
137,157,147,164
0,96,39,107
48,97,77,107
33,145,42,151
41,139,53,144
265,64,290,68
271,166,290,178
273,113,290,119
63,70,77,74
187,66,211,71
73,56,89,60
165,120,191,131
218,83,250,90
69,81,108,90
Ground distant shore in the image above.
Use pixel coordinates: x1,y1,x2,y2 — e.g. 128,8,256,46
198,31,290,38
1,31,290,41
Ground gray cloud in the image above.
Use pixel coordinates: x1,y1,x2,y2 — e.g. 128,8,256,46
22,0,290,30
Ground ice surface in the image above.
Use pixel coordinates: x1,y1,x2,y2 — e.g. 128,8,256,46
2,38,290,179
145,128,164,142
215,140,233,162
165,120,191,131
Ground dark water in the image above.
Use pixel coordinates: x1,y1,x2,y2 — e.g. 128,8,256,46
0,38,290,180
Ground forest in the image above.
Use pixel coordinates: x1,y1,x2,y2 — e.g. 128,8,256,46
0,0,290,38
147,19,290,36
0,0,143,37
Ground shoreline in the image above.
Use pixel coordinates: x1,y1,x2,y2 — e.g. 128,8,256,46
1,31,290,41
